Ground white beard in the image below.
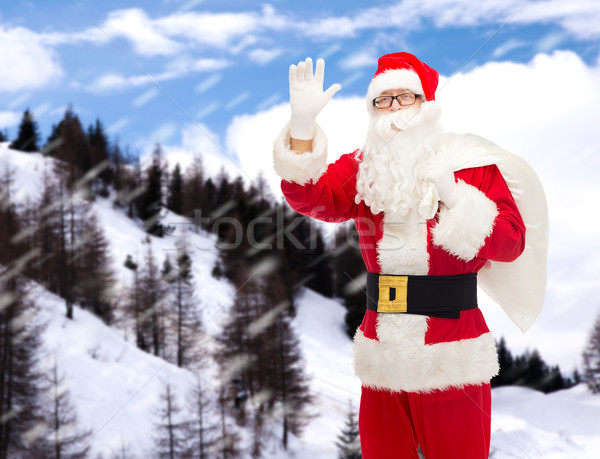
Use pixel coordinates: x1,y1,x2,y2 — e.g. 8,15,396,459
355,101,444,218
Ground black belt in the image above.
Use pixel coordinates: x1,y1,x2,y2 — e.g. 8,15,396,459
366,272,478,319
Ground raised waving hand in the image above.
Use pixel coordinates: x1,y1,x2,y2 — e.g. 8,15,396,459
289,57,341,140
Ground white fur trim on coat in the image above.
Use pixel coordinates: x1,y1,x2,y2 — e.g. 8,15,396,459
377,209,429,276
431,180,498,261
273,122,328,185
352,315,499,393
366,69,425,114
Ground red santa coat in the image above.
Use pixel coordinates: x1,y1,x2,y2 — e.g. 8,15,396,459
274,125,526,393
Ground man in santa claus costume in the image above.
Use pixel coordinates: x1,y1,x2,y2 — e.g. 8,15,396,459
272,52,548,458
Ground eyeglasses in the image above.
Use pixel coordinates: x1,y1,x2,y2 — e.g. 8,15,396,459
373,93,421,109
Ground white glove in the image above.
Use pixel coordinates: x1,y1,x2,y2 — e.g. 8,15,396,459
424,159,458,208
289,57,341,140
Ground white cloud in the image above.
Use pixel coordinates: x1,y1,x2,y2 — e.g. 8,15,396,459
196,102,219,120
255,93,282,112
102,8,183,56
156,10,261,48
106,117,130,135
0,111,21,129
132,88,160,108
89,74,128,92
300,0,600,41
338,50,377,69
194,74,222,93
86,5,288,57
227,50,600,372
150,122,179,143
0,26,64,92
517,0,600,40
248,48,284,65
86,58,229,92
535,31,566,54
8,92,33,110
492,38,528,58
32,102,52,119
224,91,251,110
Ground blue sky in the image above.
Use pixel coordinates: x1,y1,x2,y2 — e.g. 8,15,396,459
1,0,600,158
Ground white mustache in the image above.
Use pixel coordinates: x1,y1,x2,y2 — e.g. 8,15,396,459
370,102,442,137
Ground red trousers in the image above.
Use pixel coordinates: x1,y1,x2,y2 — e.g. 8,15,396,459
359,384,491,459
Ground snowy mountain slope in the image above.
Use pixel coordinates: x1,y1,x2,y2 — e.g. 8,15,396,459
32,281,201,458
491,385,600,459
2,143,600,458
0,141,56,202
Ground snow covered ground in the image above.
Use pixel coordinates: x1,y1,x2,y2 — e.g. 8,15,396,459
2,143,600,458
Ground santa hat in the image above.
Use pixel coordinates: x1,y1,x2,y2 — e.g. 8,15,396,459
366,52,439,112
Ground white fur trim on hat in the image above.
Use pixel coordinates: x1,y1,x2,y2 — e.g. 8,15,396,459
273,122,328,185
432,180,499,261
366,68,425,113
352,315,499,393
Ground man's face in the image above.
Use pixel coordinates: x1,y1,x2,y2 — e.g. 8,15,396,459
375,89,424,113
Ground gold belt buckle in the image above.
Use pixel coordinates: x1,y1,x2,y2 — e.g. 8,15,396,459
377,275,408,313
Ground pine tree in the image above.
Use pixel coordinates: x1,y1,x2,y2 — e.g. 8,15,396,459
87,119,112,196
124,255,147,351
269,282,312,450
30,175,80,319
248,171,274,208
76,212,115,324
0,129,8,142
187,377,216,459
492,340,573,393
543,365,567,393
525,349,548,390
139,238,167,357
182,158,207,219
168,250,200,368
201,178,217,224
0,172,50,458
167,164,184,216
336,400,361,459
28,168,60,291
583,312,600,393
215,386,240,459
492,337,515,387
54,188,89,319
0,271,51,458
152,382,191,459
137,145,165,236
0,166,26,268
53,107,92,191
9,109,40,152
45,359,91,458
110,141,125,193
112,144,141,218
216,261,259,399
43,123,62,156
